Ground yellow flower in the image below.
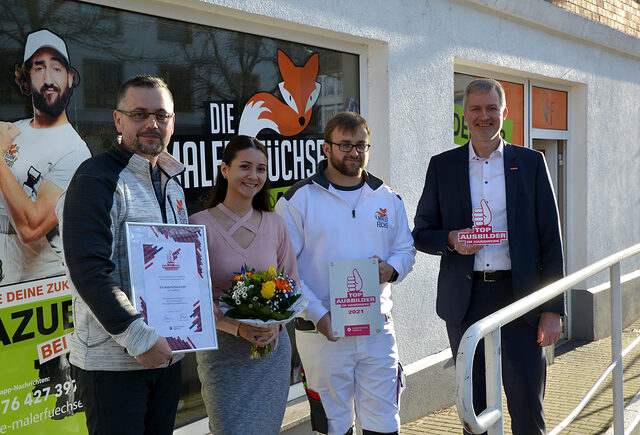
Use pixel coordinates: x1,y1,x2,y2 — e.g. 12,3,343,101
261,280,276,299
268,265,278,279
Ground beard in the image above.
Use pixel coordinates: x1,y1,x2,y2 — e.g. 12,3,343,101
121,129,166,157
32,84,71,118
328,150,364,177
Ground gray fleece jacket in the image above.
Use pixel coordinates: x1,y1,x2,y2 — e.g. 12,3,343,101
57,142,187,370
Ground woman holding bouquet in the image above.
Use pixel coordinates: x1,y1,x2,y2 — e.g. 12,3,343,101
189,135,300,435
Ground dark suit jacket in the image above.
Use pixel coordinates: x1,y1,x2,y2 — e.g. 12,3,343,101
412,143,564,326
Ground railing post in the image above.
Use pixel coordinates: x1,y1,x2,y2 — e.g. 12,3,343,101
485,329,503,435
455,244,640,435
457,324,503,434
610,262,624,435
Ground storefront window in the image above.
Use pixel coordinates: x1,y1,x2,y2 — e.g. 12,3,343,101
531,86,567,130
0,0,360,431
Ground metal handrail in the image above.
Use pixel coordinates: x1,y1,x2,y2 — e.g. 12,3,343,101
456,243,640,435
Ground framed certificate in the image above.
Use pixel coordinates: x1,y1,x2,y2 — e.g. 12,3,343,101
329,258,382,337
125,222,217,352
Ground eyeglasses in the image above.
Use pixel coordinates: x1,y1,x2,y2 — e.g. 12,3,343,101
116,109,174,123
326,141,370,153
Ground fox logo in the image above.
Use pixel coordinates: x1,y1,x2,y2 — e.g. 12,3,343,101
238,49,321,137
175,199,187,223
375,208,389,229
4,143,19,168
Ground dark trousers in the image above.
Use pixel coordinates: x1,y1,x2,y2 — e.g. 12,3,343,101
72,362,182,435
446,278,546,435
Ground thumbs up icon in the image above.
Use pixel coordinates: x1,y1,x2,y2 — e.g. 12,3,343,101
347,268,363,296
473,199,492,227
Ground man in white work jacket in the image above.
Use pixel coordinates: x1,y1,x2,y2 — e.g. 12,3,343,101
276,111,415,435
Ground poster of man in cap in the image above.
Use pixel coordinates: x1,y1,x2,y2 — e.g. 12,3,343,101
0,28,90,286
0,29,90,434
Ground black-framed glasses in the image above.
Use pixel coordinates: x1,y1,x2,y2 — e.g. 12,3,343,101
116,109,174,123
326,141,370,153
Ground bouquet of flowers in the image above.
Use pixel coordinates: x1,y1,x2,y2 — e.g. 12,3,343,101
219,264,307,358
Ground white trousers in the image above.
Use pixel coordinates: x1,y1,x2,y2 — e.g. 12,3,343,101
296,320,402,435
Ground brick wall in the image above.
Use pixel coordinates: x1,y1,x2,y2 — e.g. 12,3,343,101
545,0,640,38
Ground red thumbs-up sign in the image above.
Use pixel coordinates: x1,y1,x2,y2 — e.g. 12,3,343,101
347,268,363,296
473,199,492,227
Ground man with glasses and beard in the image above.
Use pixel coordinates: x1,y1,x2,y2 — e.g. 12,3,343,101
58,75,185,435
0,29,90,285
276,112,415,435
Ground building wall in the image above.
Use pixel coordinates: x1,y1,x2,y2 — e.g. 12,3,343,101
546,0,640,38
91,0,640,419
168,0,640,359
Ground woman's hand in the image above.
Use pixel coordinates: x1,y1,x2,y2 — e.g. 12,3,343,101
237,324,280,347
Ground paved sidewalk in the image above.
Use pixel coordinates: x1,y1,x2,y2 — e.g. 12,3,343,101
402,318,640,434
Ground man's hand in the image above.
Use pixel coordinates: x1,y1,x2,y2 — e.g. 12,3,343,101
371,255,394,283
135,336,173,368
0,122,20,154
448,228,484,255
316,312,339,342
537,312,562,347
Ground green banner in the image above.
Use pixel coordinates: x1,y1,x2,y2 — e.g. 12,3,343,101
0,276,86,434
454,103,513,146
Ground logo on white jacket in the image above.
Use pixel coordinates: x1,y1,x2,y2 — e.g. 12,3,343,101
375,208,389,229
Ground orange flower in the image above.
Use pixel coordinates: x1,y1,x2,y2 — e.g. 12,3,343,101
275,278,291,291
233,275,243,281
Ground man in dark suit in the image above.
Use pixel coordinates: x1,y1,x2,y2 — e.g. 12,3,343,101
412,78,564,435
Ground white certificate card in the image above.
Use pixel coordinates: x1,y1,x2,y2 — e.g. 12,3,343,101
126,222,217,352
329,258,382,337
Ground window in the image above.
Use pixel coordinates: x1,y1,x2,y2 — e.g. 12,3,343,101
0,51,26,108
83,59,123,108
157,17,193,43
159,66,193,112
1,0,360,430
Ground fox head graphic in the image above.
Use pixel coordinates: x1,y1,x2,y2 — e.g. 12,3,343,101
238,49,321,137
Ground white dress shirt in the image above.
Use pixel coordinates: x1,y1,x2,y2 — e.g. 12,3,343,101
469,139,511,271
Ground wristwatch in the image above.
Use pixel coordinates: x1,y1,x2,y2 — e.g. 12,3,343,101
389,268,399,283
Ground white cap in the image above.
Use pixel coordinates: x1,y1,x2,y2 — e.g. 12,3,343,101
23,29,70,64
